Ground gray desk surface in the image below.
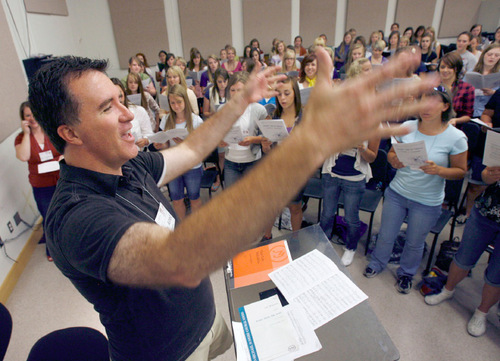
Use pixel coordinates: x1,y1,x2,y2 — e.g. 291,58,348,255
224,225,400,361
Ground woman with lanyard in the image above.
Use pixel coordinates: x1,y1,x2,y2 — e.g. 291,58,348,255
425,166,500,337
365,87,467,294
320,59,379,266
438,52,475,127
153,85,204,220
298,53,317,89
220,72,267,189
260,75,304,241
15,101,61,261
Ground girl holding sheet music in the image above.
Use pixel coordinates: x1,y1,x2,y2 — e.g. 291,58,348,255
471,44,500,117
154,85,204,220
220,72,267,189
459,48,500,224
420,33,438,72
261,75,304,240
126,72,160,131
365,87,467,294
111,78,152,149
319,60,379,267
161,66,199,115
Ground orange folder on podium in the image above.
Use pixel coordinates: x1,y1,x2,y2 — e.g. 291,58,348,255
233,240,292,288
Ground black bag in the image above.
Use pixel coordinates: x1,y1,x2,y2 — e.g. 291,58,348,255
434,239,461,272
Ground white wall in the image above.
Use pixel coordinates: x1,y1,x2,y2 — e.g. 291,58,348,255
0,0,122,288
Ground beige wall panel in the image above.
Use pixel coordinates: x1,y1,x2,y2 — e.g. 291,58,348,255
243,0,291,55
178,0,232,60
108,0,168,69
24,0,68,16
0,6,29,142
439,0,482,38
395,0,436,31
346,0,389,41
299,0,337,48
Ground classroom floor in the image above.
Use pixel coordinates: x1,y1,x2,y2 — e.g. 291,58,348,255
4,190,500,361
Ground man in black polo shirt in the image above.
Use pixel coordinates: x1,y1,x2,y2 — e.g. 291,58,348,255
28,48,436,360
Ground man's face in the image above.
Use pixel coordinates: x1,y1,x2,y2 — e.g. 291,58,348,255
65,71,136,172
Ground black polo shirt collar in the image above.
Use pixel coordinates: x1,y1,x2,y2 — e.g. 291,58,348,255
59,159,147,197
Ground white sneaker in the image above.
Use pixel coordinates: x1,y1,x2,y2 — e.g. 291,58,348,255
424,288,455,305
341,249,356,266
467,310,487,337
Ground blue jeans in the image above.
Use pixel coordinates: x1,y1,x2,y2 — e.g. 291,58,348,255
319,175,365,250
223,159,256,189
368,187,442,278
168,167,203,201
455,207,500,287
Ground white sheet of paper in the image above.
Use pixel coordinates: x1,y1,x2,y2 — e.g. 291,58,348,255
147,128,189,143
127,94,141,105
233,322,252,361
464,71,500,90
300,87,312,106
233,303,322,361
470,118,492,129
158,94,170,110
188,70,206,82
224,125,244,144
257,119,289,142
239,295,299,361
483,130,500,167
37,161,60,174
269,250,368,330
186,78,193,87
141,78,151,89
393,140,428,170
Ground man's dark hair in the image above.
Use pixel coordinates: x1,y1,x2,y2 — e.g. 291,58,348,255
28,56,108,154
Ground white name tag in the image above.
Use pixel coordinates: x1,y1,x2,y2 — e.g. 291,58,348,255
37,161,60,174
155,203,175,230
39,150,54,162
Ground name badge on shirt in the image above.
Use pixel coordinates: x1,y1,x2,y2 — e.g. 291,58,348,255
155,203,175,230
39,150,54,162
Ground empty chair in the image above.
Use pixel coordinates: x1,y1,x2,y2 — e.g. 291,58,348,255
0,303,12,361
26,327,109,361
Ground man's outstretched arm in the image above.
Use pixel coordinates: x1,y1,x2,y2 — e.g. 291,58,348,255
108,48,439,288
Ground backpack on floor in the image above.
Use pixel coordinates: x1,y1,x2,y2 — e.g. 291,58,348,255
434,238,461,272
418,267,448,296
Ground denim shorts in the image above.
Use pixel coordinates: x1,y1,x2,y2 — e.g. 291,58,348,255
168,167,203,201
454,207,500,287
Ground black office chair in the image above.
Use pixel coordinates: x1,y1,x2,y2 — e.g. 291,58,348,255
337,149,388,255
200,148,224,198
26,327,109,361
419,179,464,275
0,303,12,361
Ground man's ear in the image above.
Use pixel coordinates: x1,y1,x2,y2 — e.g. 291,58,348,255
57,125,83,146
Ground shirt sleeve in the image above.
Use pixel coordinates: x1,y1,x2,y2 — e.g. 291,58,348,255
485,89,500,110
450,131,468,155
